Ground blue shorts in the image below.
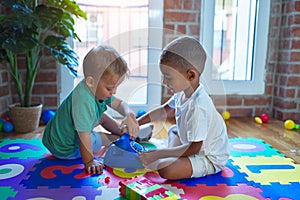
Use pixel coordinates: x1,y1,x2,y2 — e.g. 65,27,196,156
54,131,102,160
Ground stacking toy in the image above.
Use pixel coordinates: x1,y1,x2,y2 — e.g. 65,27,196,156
119,176,180,200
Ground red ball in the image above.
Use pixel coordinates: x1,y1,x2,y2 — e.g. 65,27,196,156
260,113,270,123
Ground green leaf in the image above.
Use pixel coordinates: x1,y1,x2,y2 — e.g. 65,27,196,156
34,5,63,29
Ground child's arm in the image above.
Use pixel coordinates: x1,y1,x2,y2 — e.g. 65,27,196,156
109,97,139,137
138,102,173,125
140,141,202,166
99,112,124,135
78,131,104,174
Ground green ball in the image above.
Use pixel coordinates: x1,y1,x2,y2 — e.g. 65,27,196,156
294,124,300,130
0,121,3,132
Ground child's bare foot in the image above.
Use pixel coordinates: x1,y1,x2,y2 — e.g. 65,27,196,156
94,146,107,157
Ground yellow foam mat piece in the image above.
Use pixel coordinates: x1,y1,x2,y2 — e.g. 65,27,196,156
231,156,300,185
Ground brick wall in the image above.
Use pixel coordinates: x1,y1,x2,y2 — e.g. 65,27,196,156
0,64,11,117
0,55,60,117
270,0,300,121
162,0,300,123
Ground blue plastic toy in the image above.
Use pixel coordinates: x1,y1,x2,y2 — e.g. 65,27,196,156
2,121,14,132
41,110,55,124
137,110,146,118
104,133,147,168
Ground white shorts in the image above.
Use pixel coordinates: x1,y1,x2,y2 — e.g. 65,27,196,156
188,154,216,178
168,125,216,178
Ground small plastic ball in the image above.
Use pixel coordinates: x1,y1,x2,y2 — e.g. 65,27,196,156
137,110,146,118
222,111,230,120
255,117,263,124
260,113,270,123
41,110,55,124
2,122,14,132
2,116,13,123
284,120,295,130
104,176,110,183
294,124,300,130
0,121,3,132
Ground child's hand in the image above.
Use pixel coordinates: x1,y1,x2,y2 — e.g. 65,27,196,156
120,113,139,138
84,159,104,174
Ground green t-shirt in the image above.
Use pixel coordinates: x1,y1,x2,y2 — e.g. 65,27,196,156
42,80,114,156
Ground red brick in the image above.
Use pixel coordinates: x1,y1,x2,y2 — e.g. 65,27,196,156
177,24,186,34
210,95,227,107
35,72,57,82
274,98,297,109
244,96,270,106
281,112,300,123
279,87,296,98
292,26,300,37
164,24,175,31
183,0,193,10
291,52,300,62
1,71,9,83
194,0,200,10
227,97,243,106
32,84,58,94
164,0,182,9
165,12,197,23
0,86,9,96
189,24,200,35
44,96,59,107
227,108,253,117
287,76,300,86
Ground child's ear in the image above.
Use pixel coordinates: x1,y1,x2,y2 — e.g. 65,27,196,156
85,76,95,88
187,69,196,80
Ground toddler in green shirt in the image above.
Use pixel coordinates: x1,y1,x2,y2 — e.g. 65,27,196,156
43,45,139,174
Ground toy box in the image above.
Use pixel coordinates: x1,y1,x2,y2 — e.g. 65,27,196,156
119,176,181,200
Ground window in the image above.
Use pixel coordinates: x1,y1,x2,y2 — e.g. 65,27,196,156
60,0,163,114
200,0,270,95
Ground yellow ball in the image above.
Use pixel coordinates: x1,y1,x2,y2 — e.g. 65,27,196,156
254,117,263,124
222,111,230,120
284,120,295,130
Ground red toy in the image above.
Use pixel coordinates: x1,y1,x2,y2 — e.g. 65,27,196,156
119,176,181,200
104,176,110,184
260,113,270,123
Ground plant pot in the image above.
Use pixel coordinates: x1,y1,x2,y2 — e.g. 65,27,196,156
9,104,43,133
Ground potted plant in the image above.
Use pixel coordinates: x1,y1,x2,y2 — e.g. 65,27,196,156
0,0,87,132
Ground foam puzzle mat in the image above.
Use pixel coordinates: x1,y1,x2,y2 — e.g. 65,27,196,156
1,137,300,199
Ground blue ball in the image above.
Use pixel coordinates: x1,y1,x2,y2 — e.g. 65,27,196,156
3,121,14,132
42,110,55,124
137,110,146,118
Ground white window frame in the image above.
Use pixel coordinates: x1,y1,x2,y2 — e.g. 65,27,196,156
60,1,163,114
200,0,270,95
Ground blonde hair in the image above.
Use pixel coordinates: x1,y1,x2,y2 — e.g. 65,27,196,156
160,36,207,74
83,45,129,80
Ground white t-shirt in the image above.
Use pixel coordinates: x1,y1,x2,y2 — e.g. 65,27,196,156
168,84,229,170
